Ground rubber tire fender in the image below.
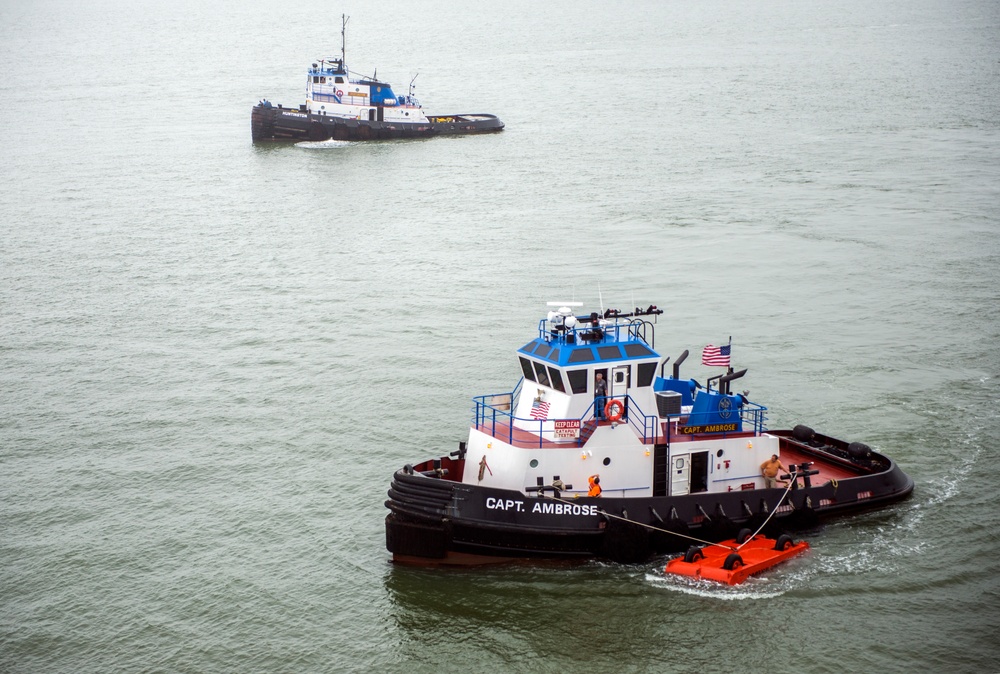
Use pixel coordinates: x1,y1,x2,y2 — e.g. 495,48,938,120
792,424,816,443
723,552,744,570
773,534,794,551
736,528,753,544
847,442,872,459
683,546,704,563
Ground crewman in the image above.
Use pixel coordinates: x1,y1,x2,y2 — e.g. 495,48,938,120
588,474,602,497
760,454,787,489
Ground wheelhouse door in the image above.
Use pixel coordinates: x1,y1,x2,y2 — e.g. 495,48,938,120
670,453,690,496
611,364,629,418
611,365,629,398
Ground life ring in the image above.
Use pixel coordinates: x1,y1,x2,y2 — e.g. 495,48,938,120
604,399,624,422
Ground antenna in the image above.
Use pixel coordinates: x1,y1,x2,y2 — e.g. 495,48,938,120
598,284,605,317
341,14,350,64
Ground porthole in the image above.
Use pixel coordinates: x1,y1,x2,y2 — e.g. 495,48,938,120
716,449,724,458
675,458,684,469
529,459,538,468
603,457,611,466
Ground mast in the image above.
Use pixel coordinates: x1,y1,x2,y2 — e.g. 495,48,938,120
341,14,350,66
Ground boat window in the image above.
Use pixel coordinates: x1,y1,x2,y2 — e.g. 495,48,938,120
520,341,537,354
547,347,560,363
613,366,630,386
547,366,566,393
533,361,551,387
519,357,536,382
321,77,327,84
597,345,622,360
637,362,656,387
313,76,320,83
624,343,655,358
335,77,345,83
532,342,551,357
567,369,588,394
568,348,595,363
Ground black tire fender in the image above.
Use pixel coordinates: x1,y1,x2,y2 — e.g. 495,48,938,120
792,424,816,443
723,552,744,570
683,546,704,563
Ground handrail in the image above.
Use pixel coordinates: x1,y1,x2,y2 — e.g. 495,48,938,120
473,391,662,447
473,388,768,449
535,319,648,347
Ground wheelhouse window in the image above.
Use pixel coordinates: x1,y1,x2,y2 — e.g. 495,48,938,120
624,343,655,357
567,369,588,394
519,357,536,382
547,366,566,393
568,348,595,363
597,345,622,360
533,361,551,387
637,362,656,387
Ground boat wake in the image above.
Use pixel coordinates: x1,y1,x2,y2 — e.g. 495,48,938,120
644,570,788,600
295,139,353,149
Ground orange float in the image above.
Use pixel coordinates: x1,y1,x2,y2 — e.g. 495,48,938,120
664,532,809,585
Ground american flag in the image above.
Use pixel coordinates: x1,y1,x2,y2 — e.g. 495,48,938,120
702,343,731,367
530,399,551,420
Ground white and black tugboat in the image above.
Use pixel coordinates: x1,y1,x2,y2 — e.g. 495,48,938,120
385,303,914,565
251,15,503,142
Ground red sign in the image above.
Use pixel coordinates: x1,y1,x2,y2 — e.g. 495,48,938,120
554,419,581,439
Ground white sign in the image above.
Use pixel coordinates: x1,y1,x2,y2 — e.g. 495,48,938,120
554,419,581,439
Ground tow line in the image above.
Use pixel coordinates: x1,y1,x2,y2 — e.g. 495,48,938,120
548,476,810,584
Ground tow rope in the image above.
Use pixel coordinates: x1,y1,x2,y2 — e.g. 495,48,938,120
545,474,798,553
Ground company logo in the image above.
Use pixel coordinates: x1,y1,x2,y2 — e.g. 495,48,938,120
718,397,732,419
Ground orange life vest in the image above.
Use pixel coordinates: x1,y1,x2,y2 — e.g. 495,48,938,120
588,475,602,497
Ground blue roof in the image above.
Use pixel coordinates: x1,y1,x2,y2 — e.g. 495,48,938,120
518,339,659,367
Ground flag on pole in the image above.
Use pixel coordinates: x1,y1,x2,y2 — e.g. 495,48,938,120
530,399,551,420
702,342,731,367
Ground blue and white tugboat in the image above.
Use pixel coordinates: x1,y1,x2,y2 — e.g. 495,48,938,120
251,15,504,142
385,303,914,565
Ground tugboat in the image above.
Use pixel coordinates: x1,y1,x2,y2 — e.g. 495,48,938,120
384,302,914,565
251,15,504,142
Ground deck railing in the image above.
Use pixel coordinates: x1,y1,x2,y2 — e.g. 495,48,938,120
473,385,769,449
472,388,662,448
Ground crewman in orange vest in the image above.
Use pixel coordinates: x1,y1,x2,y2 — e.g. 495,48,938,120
588,474,602,497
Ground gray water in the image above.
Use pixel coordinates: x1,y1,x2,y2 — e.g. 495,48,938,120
2,0,999,672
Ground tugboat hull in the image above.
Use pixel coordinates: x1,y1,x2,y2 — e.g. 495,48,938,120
385,433,914,566
251,103,504,142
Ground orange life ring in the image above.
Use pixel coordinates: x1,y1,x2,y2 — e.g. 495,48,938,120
604,399,624,422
